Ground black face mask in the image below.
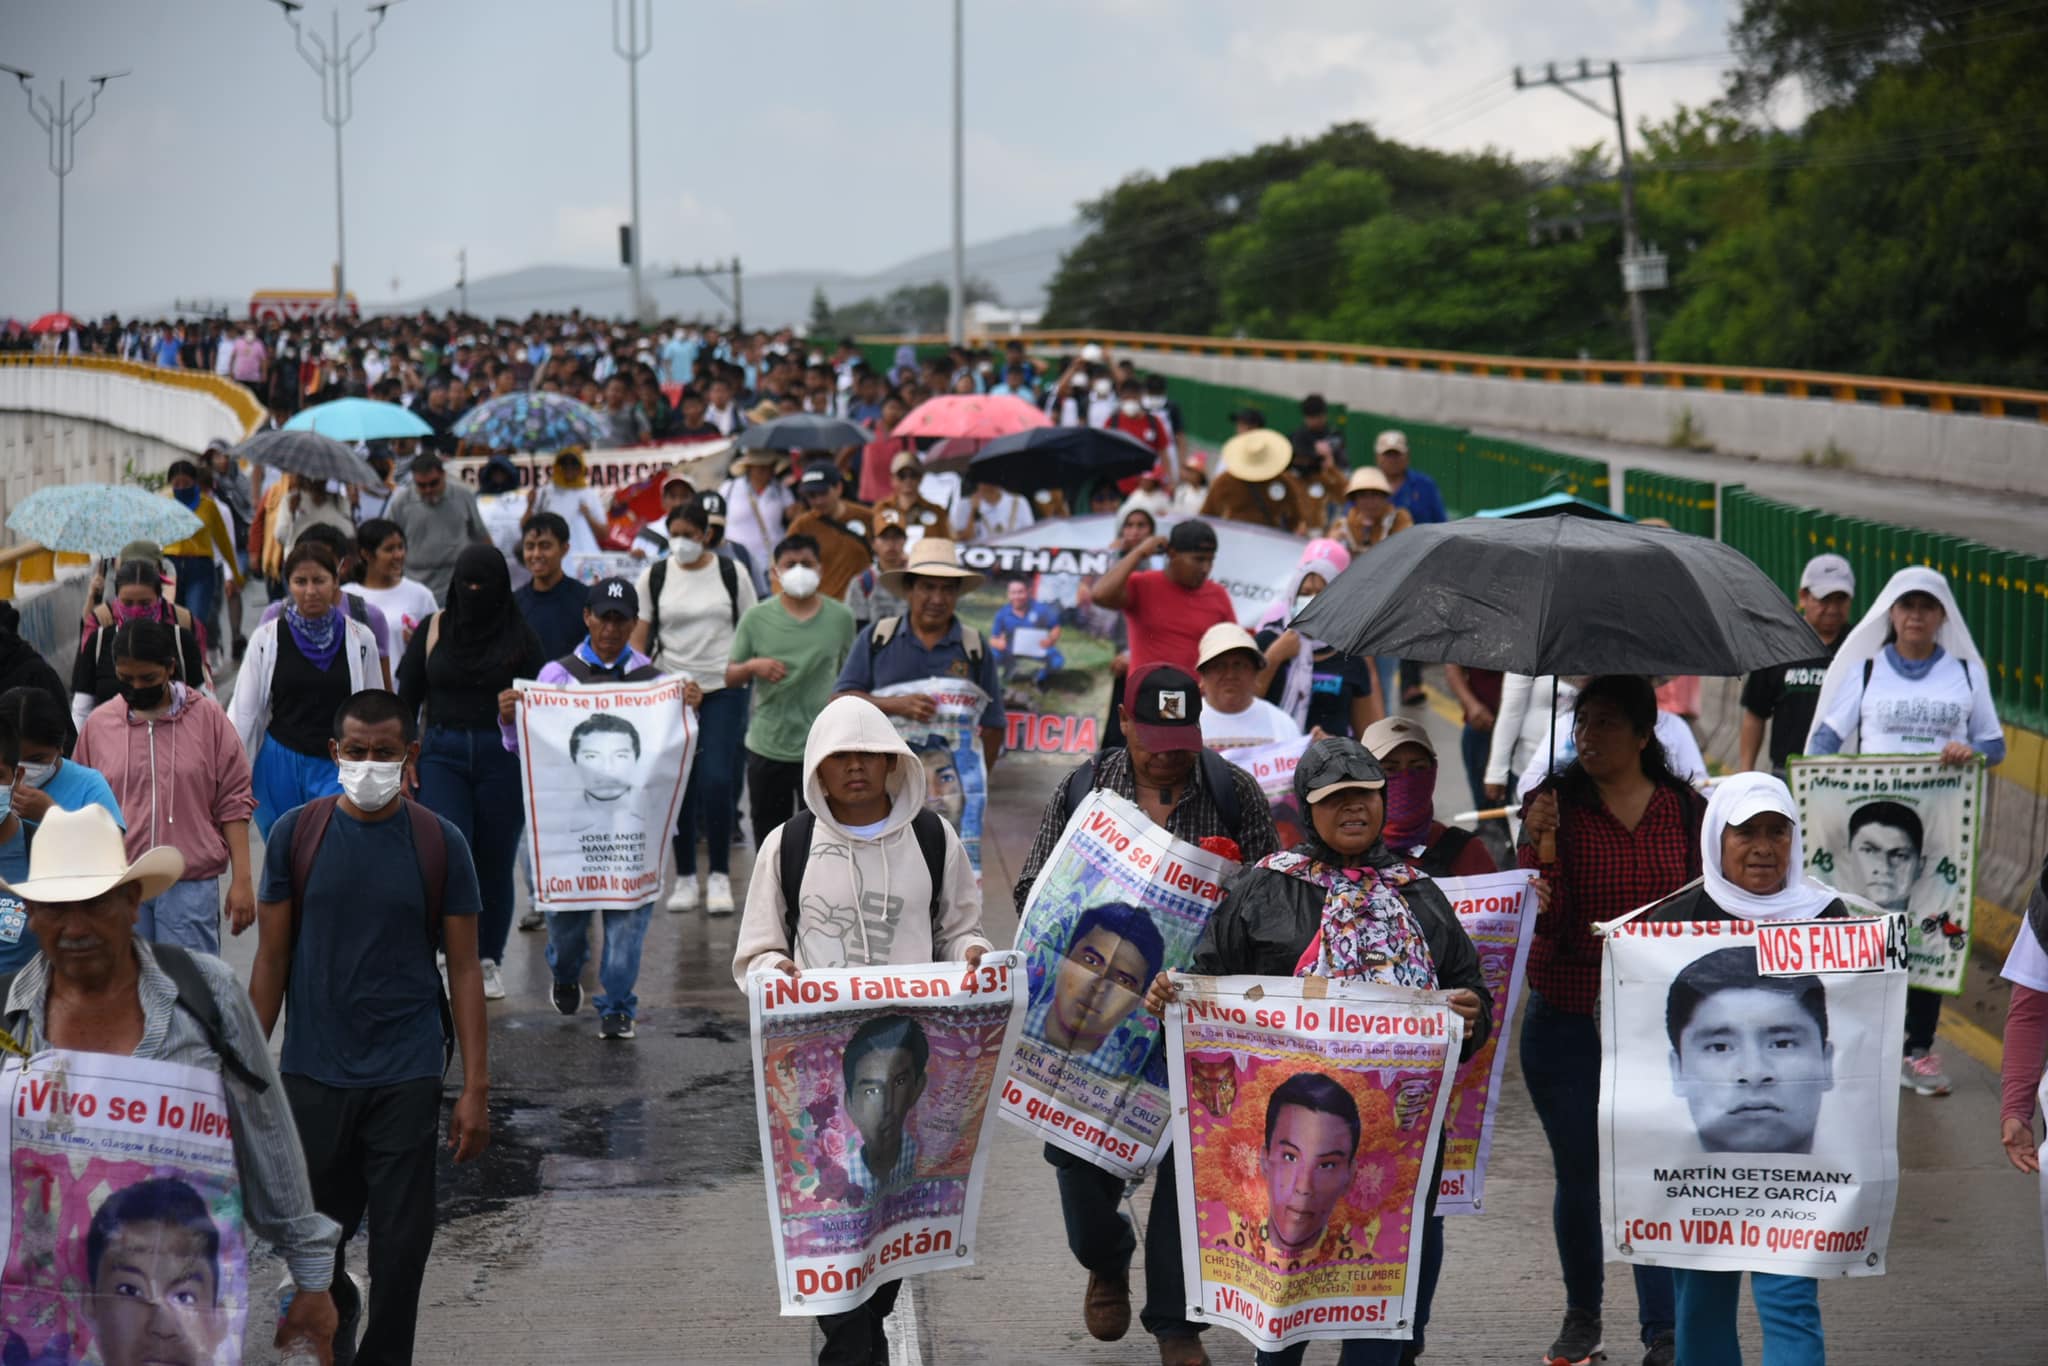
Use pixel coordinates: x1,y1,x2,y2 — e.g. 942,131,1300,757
120,681,167,711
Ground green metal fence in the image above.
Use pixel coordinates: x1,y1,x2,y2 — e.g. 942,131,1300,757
1623,469,1718,537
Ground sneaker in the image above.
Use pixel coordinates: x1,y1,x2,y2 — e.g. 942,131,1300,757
1901,1049,1952,1096
518,909,544,932
599,1012,636,1040
1083,1269,1131,1341
666,876,700,913
705,871,735,916
550,982,582,1016
480,959,506,1001
1544,1308,1604,1365
1643,1331,1675,1366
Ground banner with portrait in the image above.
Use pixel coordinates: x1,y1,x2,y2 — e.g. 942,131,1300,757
1599,912,1907,1278
871,678,991,875
515,674,697,910
999,790,1238,1178
1167,975,1462,1350
748,956,1025,1316
1788,755,1985,994
2,1052,250,1366
1230,735,1312,849
561,551,646,586
1431,870,1539,1215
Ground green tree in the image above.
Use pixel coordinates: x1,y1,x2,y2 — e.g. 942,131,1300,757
807,286,834,336
813,279,999,336
1207,163,1392,338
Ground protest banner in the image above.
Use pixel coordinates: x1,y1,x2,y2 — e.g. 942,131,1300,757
561,550,646,586
1167,975,1462,1350
999,790,1238,1177
871,678,991,875
1789,755,1985,994
1230,735,1311,849
955,515,1311,761
1599,911,1907,1278
1431,870,1538,1215
446,439,734,495
2,1052,250,1365
515,674,696,910
748,956,1025,1316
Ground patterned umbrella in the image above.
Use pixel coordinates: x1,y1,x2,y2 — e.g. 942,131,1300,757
7,483,200,557
891,394,1050,441
451,392,607,453
236,429,383,487
27,312,76,335
285,397,433,442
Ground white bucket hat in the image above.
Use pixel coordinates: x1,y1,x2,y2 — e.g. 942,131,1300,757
0,805,183,904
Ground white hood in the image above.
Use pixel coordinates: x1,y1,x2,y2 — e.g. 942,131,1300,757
801,695,925,840
1806,565,1984,751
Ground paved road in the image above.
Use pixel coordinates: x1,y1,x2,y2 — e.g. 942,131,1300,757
190,601,2044,1363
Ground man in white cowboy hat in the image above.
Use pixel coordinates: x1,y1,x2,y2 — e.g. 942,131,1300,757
833,538,1006,768
1200,426,1319,534
0,804,344,1358
718,446,795,591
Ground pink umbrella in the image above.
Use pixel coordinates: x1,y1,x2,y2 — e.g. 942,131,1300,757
28,312,77,335
892,393,1050,441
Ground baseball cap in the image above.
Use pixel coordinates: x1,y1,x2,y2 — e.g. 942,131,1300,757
797,461,842,491
1196,622,1265,670
1167,519,1217,553
1297,738,1387,804
696,491,729,525
1361,715,1436,762
889,450,921,475
1126,663,1204,753
873,507,911,536
587,576,639,618
1374,430,1409,456
1344,466,1393,497
1799,553,1854,599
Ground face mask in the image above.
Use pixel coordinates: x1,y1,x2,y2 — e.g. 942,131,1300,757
17,761,57,789
1142,395,1166,411
111,600,157,624
1293,593,1317,619
669,536,703,563
779,565,821,600
1381,768,1438,848
1118,399,1141,417
172,484,201,509
338,759,405,811
119,680,167,712
1091,379,1113,399
0,782,13,823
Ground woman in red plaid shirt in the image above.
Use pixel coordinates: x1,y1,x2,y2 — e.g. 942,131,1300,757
1517,675,1708,1366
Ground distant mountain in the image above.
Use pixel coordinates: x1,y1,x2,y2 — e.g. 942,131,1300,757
375,222,1083,328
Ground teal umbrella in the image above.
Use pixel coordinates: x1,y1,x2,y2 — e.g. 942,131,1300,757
285,397,433,442
7,483,201,556
1476,492,1633,522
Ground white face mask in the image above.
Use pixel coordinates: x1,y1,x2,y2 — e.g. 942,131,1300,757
1118,399,1141,417
16,760,57,789
669,536,703,563
337,759,405,811
1141,394,1166,411
1091,379,1114,399
1293,593,1317,618
778,564,821,600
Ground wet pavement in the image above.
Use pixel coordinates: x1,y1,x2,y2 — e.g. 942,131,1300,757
206,688,2045,1364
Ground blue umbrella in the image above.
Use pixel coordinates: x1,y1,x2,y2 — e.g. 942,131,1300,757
285,397,433,442
7,483,201,557
450,392,607,453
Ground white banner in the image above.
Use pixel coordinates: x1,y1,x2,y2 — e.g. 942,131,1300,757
515,674,696,909
748,957,1025,1315
2,1052,250,1365
1431,870,1538,1215
1599,913,1908,1277
1168,975,1461,1349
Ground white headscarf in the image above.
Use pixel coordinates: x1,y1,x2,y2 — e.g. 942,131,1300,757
1700,772,1840,920
1804,565,1987,751
1261,556,1345,727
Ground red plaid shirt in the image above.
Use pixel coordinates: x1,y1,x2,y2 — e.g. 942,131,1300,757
1518,781,1703,1015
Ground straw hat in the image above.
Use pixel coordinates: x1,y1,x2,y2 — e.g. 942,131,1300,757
0,805,183,904
1220,429,1292,483
878,538,985,597
1344,466,1393,497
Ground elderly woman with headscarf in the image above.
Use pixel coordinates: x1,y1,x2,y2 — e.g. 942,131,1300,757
1806,565,2004,1097
1145,737,1490,1366
1631,772,1856,1366
1254,540,1384,740
398,544,546,1002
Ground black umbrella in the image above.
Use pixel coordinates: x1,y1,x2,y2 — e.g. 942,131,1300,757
964,425,1160,496
735,413,871,453
1292,516,1823,677
236,428,382,487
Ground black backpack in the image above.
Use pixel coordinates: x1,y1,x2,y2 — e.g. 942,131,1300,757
778,808,949,953
646,553,742,661
1061,750,1243,833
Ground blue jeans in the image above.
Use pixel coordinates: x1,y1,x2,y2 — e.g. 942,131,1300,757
169,554,217,643
545,905,652,1019
137,876,221,955
675,686,746,876
1459,724,1492,812
1253,1215,1444,1365
251,739,343,839
1521,991,1675,1343
418,725,524,965
1672,1270,1824,1366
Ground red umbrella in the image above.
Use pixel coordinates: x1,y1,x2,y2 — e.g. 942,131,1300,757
28,312,77,334
892,393,1050,441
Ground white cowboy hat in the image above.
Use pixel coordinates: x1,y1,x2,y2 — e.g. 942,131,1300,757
1220,428,1293,483
878,538,985,597
0,805,183,904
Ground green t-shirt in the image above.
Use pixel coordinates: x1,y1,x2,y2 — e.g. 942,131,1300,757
732,595,858,763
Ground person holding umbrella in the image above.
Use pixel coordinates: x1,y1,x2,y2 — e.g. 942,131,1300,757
158,459,246,657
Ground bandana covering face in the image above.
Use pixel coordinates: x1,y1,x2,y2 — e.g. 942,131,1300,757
283,600,342,670
1259,849,1437,987
1381,769,1437,850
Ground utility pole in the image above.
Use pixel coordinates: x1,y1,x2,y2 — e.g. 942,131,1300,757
273,0,400,304
612,0,652,327
732,256,743,333
3,65,128,313
947,0,965,346
456,247,468,315
1513,59,1660,362
665,259,743,329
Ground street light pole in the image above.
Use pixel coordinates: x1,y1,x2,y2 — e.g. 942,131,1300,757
947,0,965,346
613,0,652,327
272,0,399,305
3,65,127,313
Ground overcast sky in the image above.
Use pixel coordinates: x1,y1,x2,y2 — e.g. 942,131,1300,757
0,0,1770,318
